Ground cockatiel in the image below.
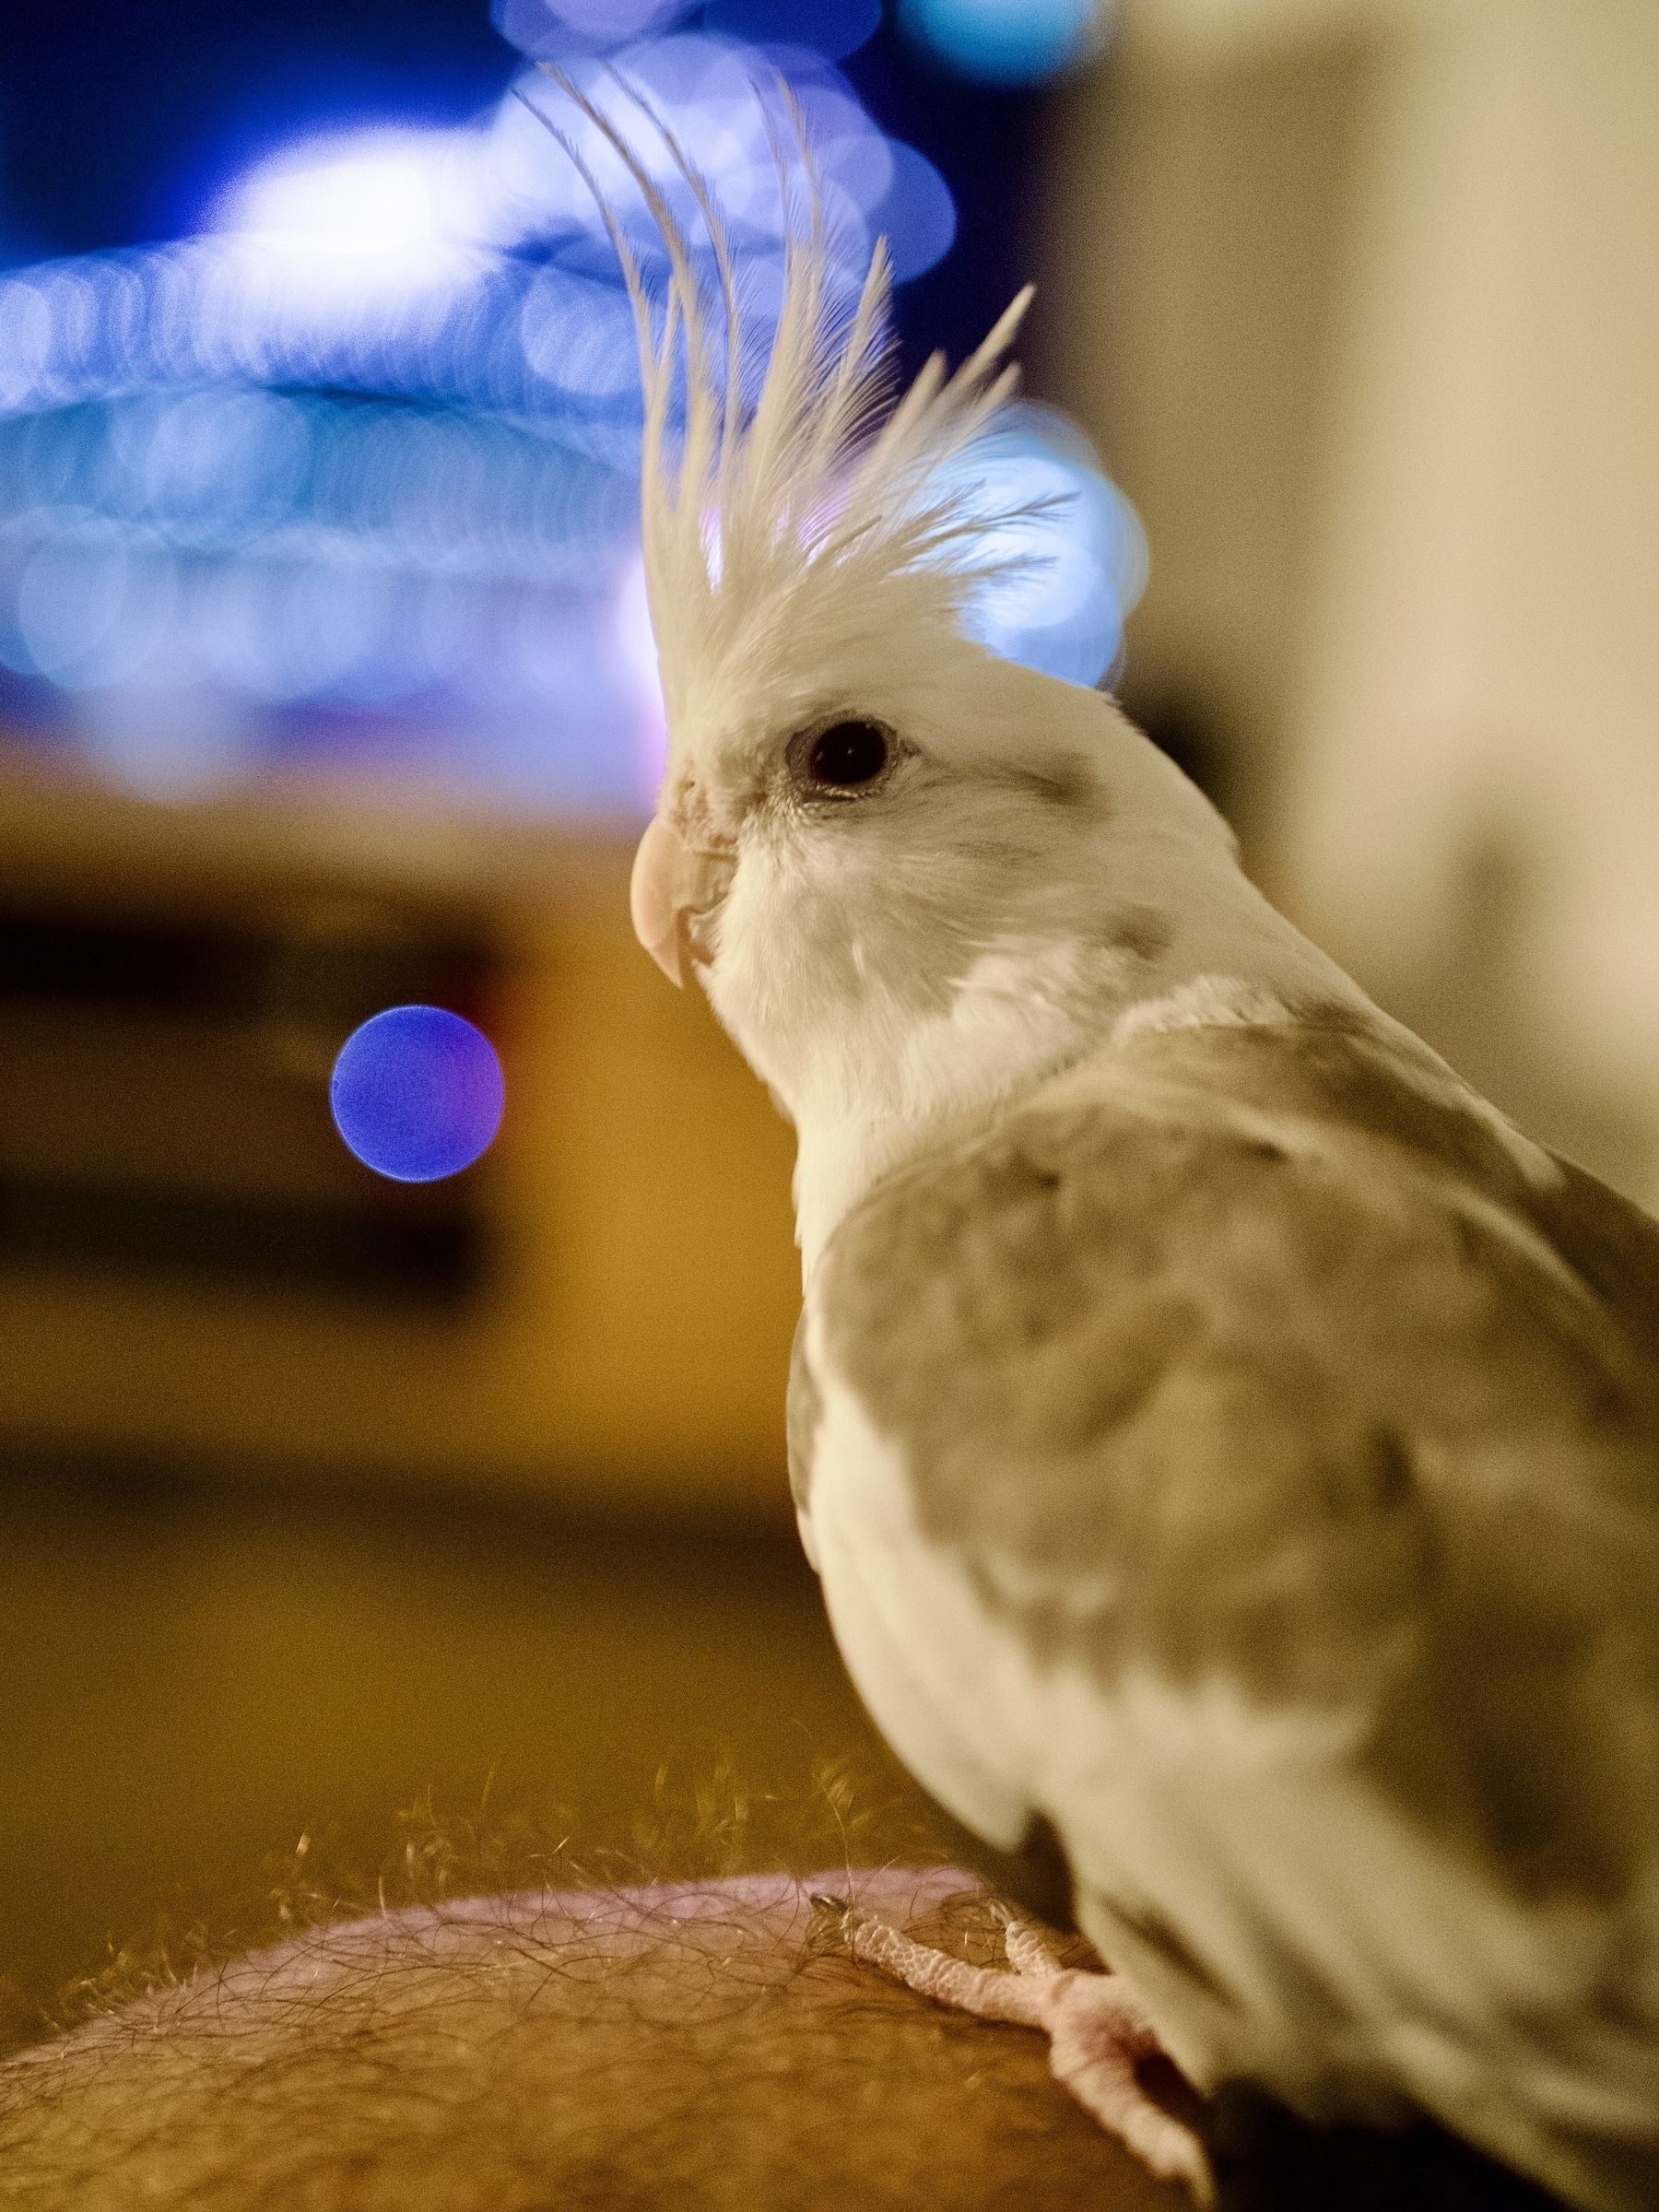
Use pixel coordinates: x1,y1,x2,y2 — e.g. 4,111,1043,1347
543,74,1659,2212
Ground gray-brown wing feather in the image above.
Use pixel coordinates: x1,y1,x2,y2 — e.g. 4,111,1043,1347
822,1018,1659,1915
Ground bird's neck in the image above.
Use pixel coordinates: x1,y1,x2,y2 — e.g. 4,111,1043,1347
787,856,1371,1283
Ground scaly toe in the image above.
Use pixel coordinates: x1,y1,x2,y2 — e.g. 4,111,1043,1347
1044,1967,1214,2204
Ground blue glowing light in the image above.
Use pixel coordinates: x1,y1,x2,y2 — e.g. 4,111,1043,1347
525,0,683,41
0,37,976,809
901,0,1109,85
876,142,958,281
0,42,952,430
330,1006,506,1182
0,381,648,803
703,0,883,62
943,406,1147,688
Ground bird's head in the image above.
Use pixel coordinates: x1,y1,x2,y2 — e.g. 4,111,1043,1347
630,591,1199,1135
546,75,1235,1226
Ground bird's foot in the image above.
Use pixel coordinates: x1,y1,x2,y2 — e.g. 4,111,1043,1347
818,1895,1212,2204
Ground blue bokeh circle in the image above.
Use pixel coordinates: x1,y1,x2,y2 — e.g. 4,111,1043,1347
901,0,1104,85
330,1005,505,1182
703,0,882,60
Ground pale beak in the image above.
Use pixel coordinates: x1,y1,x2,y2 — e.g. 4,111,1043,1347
630,814,690,984
630,815,735,987
637,814,738,986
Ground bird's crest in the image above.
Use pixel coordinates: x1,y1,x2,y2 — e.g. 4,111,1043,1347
524,67,1035,733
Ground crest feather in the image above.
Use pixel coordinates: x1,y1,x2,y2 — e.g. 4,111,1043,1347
528,67,1035,727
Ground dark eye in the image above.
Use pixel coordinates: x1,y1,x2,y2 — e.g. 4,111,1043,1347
806,719,890,790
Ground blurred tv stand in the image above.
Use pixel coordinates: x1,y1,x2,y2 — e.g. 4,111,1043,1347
0,756,800,1525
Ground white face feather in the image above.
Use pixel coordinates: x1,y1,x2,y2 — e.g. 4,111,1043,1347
690,641,1187,1119
674,638,1371,1271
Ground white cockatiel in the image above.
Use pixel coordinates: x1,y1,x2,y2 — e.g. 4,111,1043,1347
546,74,1659,2212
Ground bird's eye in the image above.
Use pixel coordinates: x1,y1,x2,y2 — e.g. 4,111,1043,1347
805,720,890,790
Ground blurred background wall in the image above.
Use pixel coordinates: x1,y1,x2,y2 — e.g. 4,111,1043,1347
2,0,1656,2033
1041,0,1659,1205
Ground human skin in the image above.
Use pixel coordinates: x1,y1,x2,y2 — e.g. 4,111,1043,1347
0,1867,1183,2212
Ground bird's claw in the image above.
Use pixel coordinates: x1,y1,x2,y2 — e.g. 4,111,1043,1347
841,1906,1213,2204
1041,1966,1214,2202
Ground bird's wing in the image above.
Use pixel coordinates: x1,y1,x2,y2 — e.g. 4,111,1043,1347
801,1014,1659,2212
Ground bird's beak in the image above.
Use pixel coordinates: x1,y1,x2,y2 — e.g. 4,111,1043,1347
629,815,734,987
630,815,689,984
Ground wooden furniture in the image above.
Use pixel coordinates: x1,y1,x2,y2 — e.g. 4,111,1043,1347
0,758,803,1522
